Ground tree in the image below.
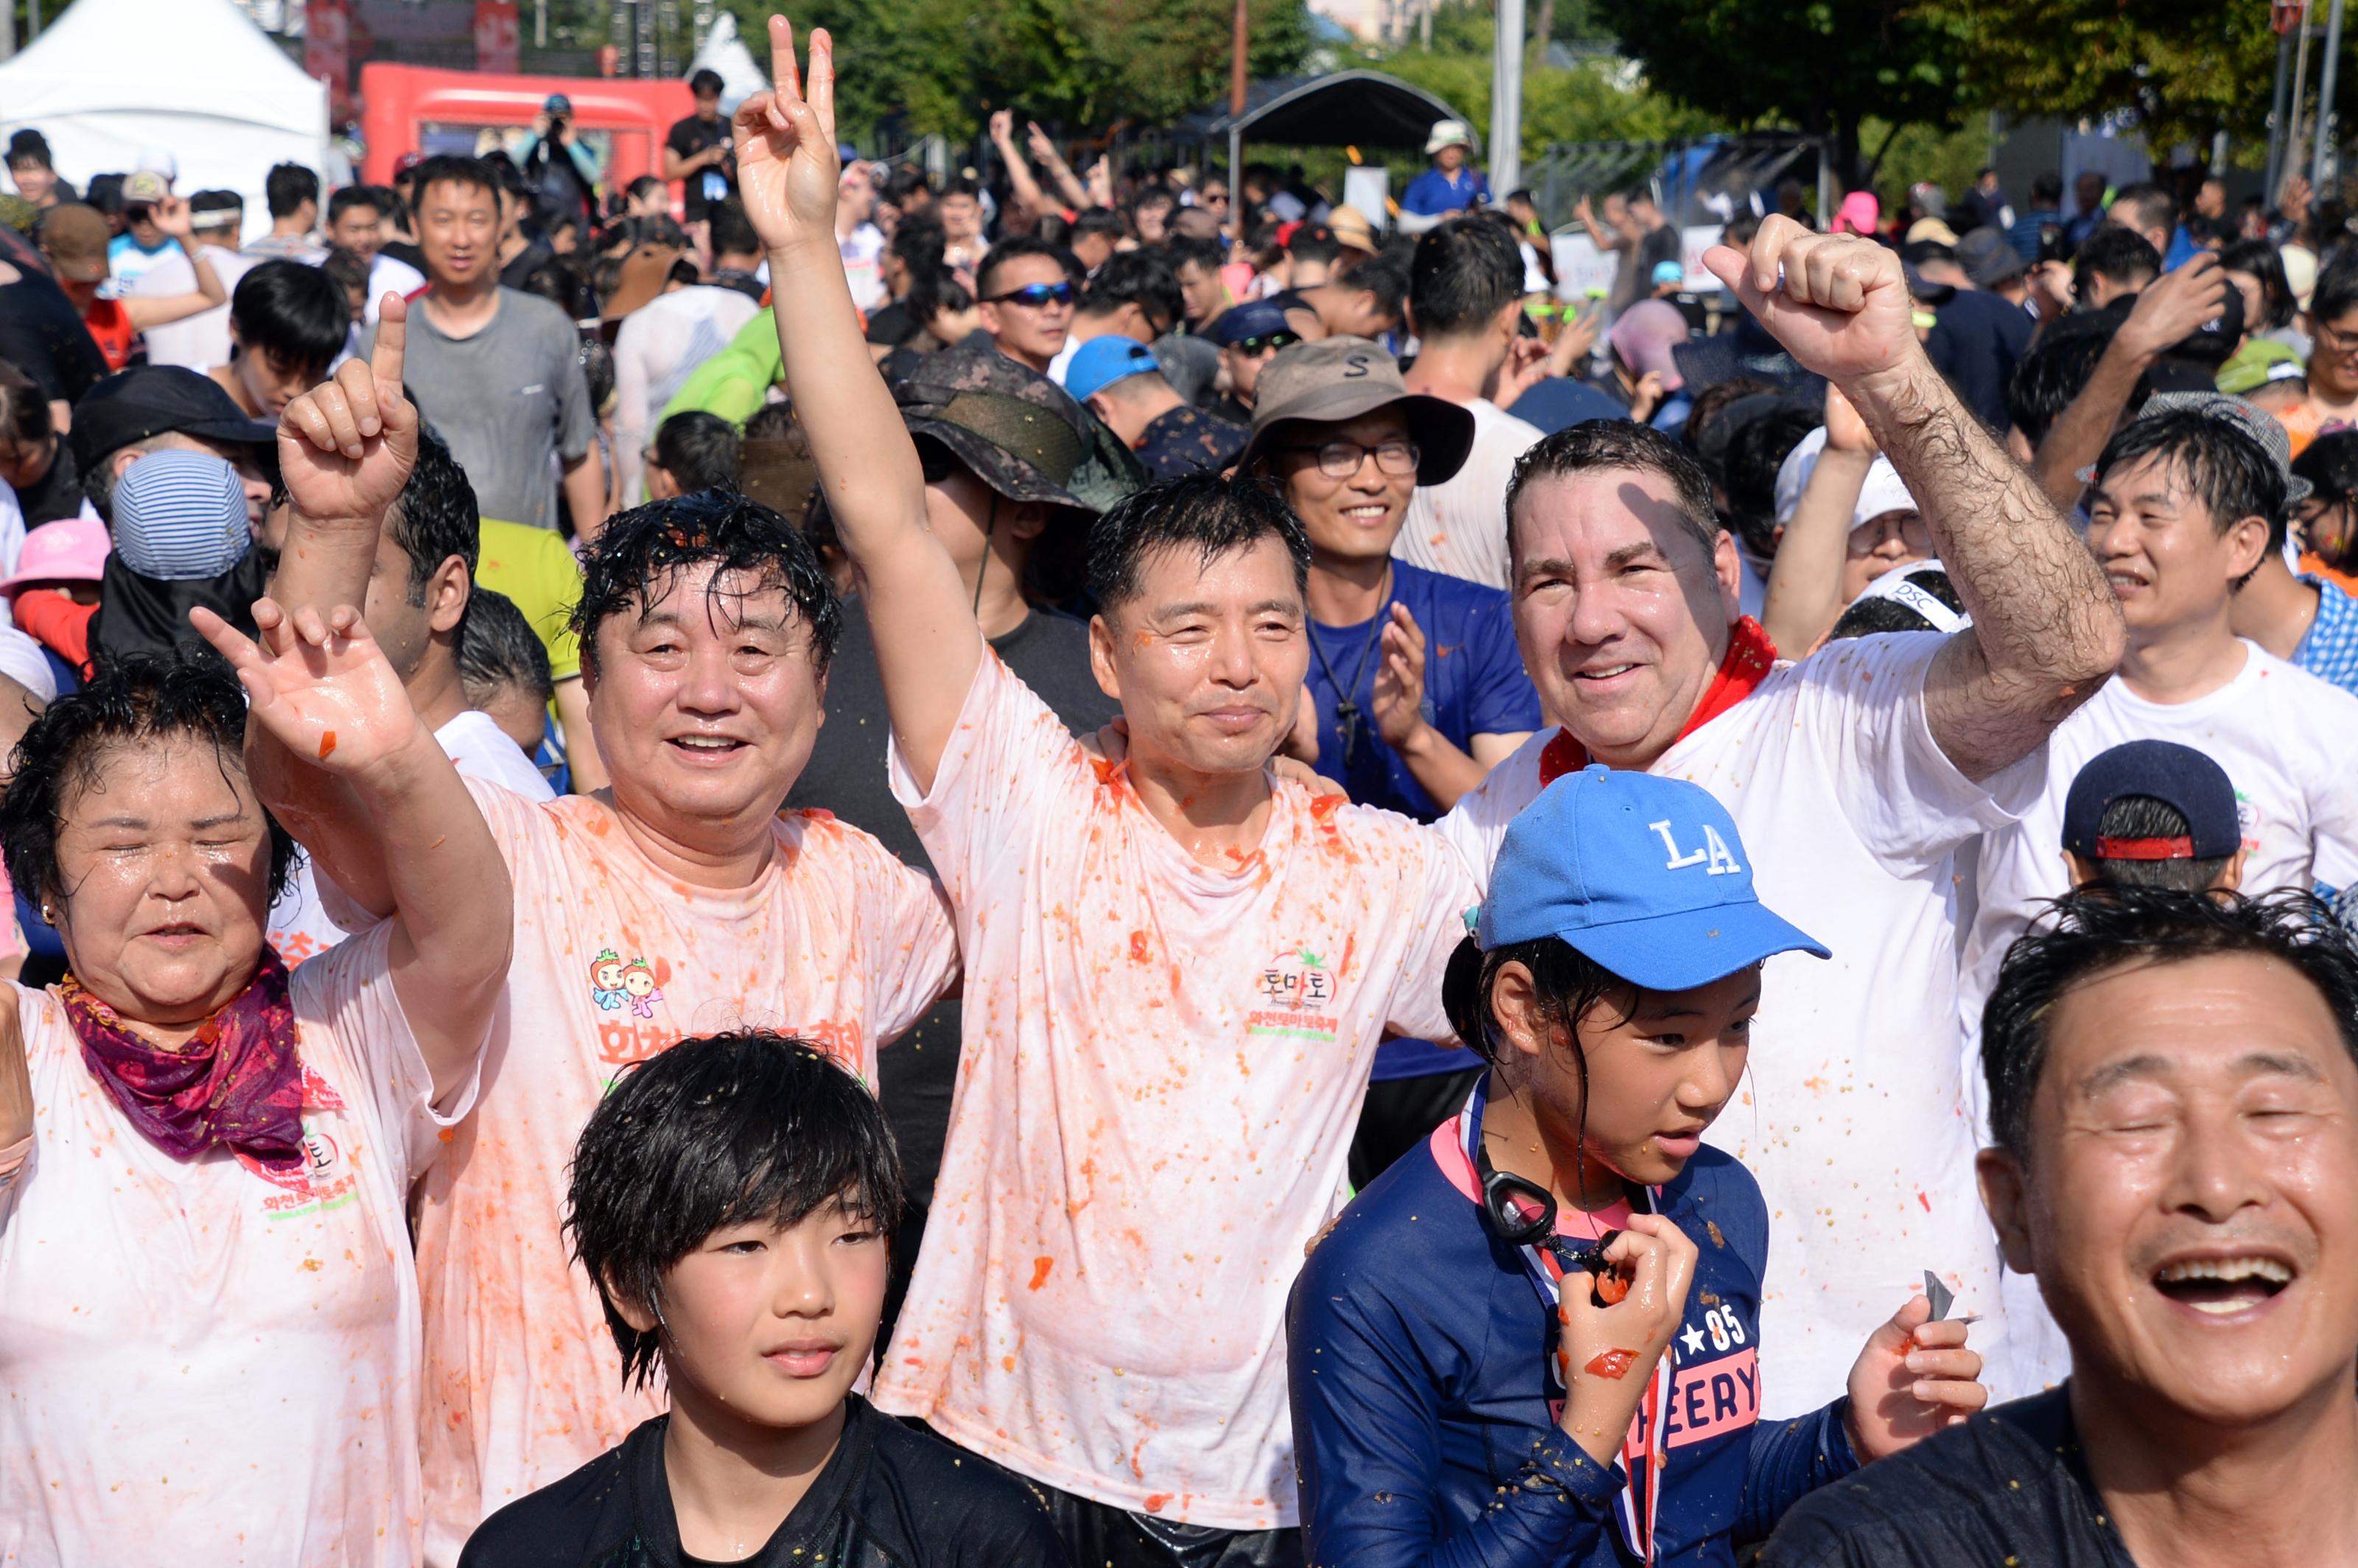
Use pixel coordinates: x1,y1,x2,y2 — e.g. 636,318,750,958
1918,0,2281,157
1590,0,1965,186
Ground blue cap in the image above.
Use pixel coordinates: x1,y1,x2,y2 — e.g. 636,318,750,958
111,449,252,581
1651,259,1687,287
2061,740,2242,862
1062,336,1160,402
1478,765,1829,990
1211,298,1292,347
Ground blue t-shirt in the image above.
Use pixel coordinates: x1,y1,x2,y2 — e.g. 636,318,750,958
1304,559,1539,822
1404,166,1492,217
2296,573,2358,697
1290,1126,1858,1567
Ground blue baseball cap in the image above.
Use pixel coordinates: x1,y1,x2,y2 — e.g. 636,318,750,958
1062,336,1159,402
1477,764,1829,990
1211,298,1292,347
2061,740,2242,863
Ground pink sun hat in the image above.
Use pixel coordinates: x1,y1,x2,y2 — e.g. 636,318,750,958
1,515,110,595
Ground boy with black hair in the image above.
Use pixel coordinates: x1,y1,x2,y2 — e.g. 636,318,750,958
1297,247,1410,341
1164,232,1230,331
209,259,349,419
459,1032,1066,1567
1068,206,1126,273
458,586,558,763
2072,225,2161,310
1396,213,1544,588
708,199,768,301
646,410,743,497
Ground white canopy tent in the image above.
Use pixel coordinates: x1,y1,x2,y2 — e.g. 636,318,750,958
0,0,330,244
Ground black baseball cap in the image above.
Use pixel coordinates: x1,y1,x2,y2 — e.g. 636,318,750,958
2062,741,2242,863
71,366,279,474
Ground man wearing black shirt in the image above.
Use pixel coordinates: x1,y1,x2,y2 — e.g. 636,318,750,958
665,69,738,228
784,346,1130,1347
1765,891,2358,1568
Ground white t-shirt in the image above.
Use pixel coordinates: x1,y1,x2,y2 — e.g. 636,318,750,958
0,924,475,1566
1959,641,2358,1400
267,708,556,967
871,652,1474,1530
1394,396,1544,589
1439,631,2043,1418
841,221,888,312
365,254,426,321
418,779,958,1564
130,242,259,371
612,285,763,507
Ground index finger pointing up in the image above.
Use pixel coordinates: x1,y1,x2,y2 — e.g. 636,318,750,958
768,14,803,102
371,291,407,393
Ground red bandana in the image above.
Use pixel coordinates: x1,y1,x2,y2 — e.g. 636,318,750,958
1538,616,1780,786
63,949,306,1171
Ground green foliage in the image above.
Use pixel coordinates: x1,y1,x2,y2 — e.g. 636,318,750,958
1587,0,1965,179
1916,0,2281,155
1861,116,1989,211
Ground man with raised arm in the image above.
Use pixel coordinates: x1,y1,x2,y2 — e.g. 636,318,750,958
1438,214,2127,1415
259,290,962,1566
737,21,1474,1563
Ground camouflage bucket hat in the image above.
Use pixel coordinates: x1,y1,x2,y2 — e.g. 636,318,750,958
894,339,1145,516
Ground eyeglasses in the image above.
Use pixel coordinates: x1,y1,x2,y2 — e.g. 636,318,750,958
984,281,1075,308
1278,438,1420,479
1229,331,1301,356
2318,319,2358,355
1849,511,1934,555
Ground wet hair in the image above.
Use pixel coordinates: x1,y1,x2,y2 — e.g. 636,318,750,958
2219,239,2297,332
2073,225,2160,298
651,410,742,494
707,199,760,261
1341,249,1413,327
1078,251,1183,329
1827,565,1963,640
1981,889,2358,1161
458,587,555,710
228,260,349,379
1084,472,1309,615
1410,214,1527,339
0,651,299,911
2082,794,2235,894
571,489,842,677
567,1031,906,1391
976,235,1078,299
408,154,501,218
2093,406,2287,561
386,427,480,613
2007,309,2142,448
2293,430,2358,572
1507,419,1721,567
264,163,320,220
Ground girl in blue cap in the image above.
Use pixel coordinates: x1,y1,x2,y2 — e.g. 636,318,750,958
1287,765,1986,1567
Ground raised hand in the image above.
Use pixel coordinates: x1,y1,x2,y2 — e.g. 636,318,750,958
732,15,842,256
1371,605,1430,748
1702,214,1920,388
989,108,1015,147
2116,251,2230,362
1844,1292,1985,1460
278,293,416,527
153,193,196,242
1026,120,1061,166
191,599,425,788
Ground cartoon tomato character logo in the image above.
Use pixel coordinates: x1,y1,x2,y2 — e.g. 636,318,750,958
589,948,629,1012
620,958,665,1019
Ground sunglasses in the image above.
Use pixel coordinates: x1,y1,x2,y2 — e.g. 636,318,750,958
1230,331,1301,356
984,281,1075,308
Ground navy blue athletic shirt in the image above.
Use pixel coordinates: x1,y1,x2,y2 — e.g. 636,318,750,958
1288,1115,1858,1566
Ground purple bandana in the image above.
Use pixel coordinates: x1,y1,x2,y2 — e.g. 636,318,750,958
63,949,305,1167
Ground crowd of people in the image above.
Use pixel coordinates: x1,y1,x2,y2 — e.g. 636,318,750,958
3,13,2358,1568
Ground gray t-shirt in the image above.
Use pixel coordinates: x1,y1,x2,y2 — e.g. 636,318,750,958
363,288,592,532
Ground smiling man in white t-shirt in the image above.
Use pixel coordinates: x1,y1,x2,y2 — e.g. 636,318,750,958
1439,214,2127,1420
741,28,1474,1559
1959,393,2358,1398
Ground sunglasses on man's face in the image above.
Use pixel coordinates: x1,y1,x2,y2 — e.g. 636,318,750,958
1231,331,1301,357
985,281,1075,308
